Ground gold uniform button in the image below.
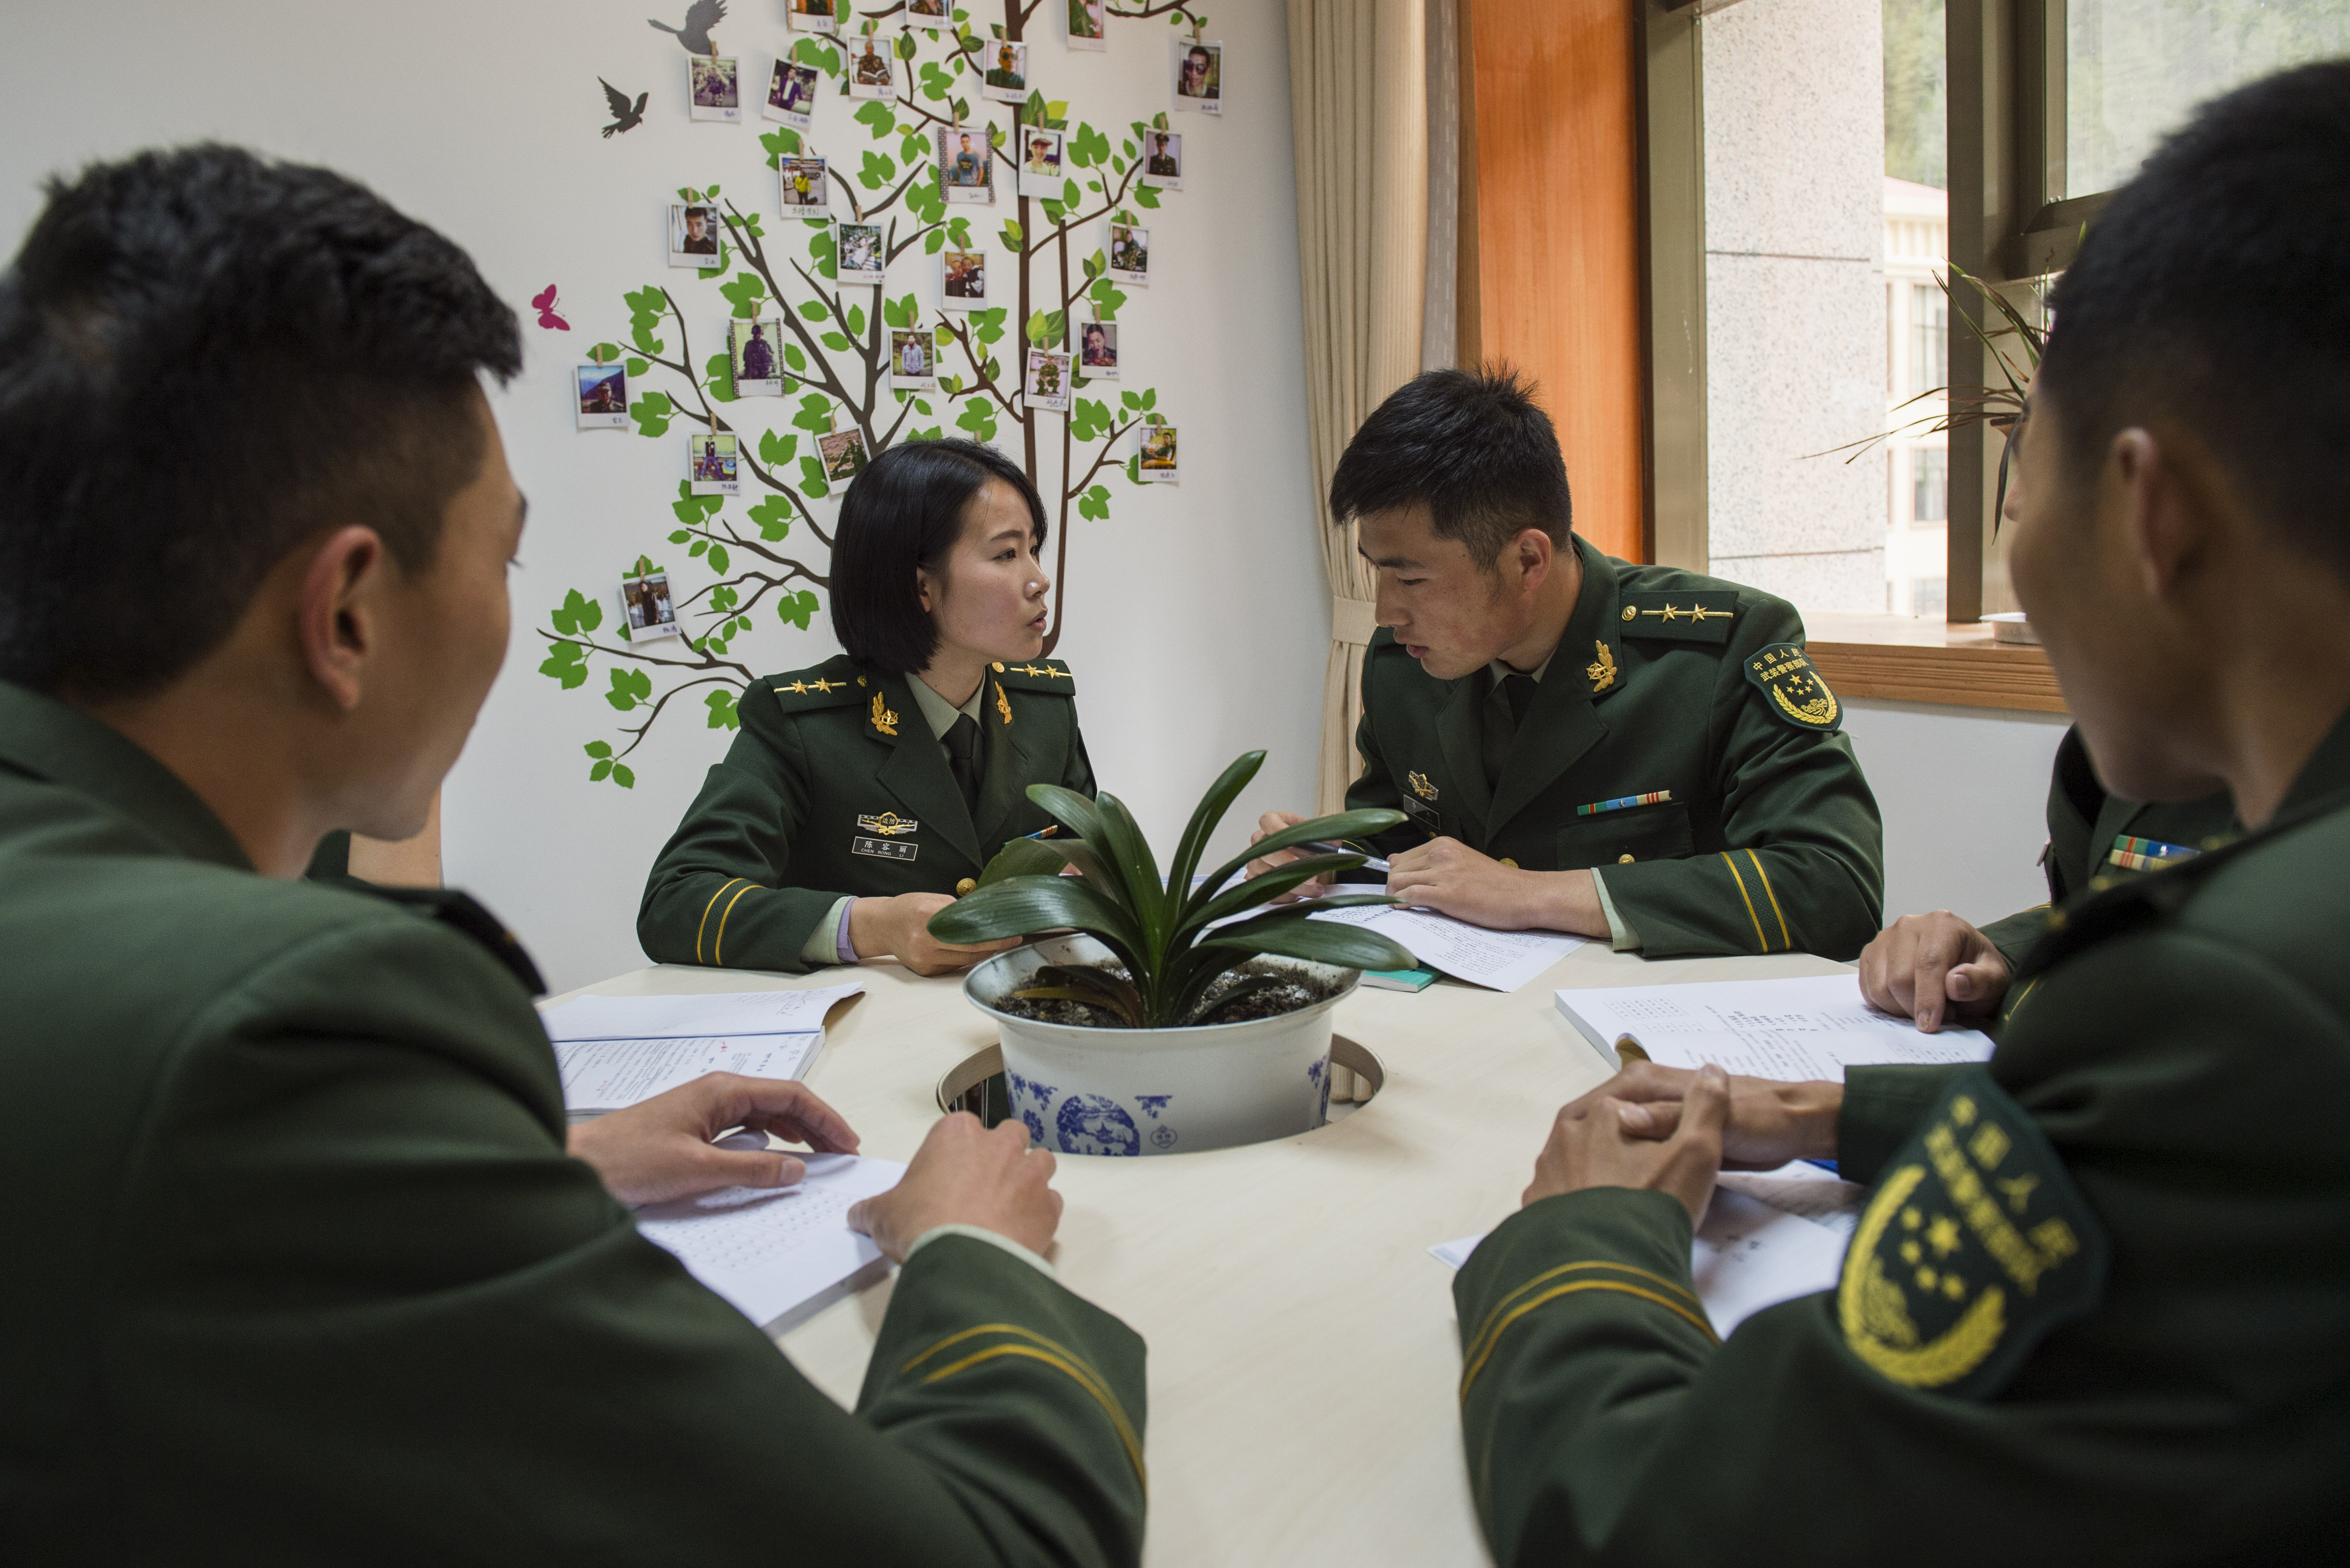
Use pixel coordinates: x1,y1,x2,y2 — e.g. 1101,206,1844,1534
991,661,1005,672
1621,606,1637,621
954,877,977,895
1618,853,1636,864
1498,857,1517,869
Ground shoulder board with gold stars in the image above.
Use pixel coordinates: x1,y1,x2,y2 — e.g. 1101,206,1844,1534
1743,641,1842,732
1618,591,1741,644
1837,1067,2108,1400
990,658,1077,695
766,661,865,713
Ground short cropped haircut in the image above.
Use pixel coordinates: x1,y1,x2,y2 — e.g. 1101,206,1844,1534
829,438,1046,671
1327,365,1573,567
0,145,520,700
2041,61,2350,579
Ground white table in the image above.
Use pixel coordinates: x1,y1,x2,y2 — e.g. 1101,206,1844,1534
551,941,1846,1564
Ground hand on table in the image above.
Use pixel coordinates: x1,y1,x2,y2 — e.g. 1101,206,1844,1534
1385,838,1608,937
857,891,1022,977
848,1113,1062,1262
568,1073,860,1206
1523,1064,1733,1226
1857,910,2012,1032
1245,810,1332,903
1581,1059,1842,1170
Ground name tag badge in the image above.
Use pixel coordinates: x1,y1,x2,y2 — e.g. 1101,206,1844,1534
1402,795,1440,829
852,836,919,861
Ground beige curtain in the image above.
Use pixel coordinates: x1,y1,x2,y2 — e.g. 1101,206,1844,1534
1288,0,1429,812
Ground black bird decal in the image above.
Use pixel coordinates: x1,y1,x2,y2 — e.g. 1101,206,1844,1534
647,0,726,54
599,78,648,137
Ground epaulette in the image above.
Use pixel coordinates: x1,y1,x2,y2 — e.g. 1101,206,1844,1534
353,885,546,996
767,659,865,712
991,658,1077,694
1619,590,1741,644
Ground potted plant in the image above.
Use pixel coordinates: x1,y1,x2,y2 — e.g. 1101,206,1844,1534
927,750,1416,1155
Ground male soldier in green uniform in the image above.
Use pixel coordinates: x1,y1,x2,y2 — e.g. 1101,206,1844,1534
638,652,1089,973
0,146,1145,1563
1254,368,1883,960
1861,724,2235,1030
1449,64,2350,1562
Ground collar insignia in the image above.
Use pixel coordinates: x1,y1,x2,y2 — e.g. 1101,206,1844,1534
870,692,900,736
1587,640,1618,693
995,681,1013,725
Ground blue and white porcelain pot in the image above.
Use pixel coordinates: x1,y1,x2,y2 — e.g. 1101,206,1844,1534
963,934,1359,1156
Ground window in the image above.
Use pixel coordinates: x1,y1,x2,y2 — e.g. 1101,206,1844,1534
1908,282,1948,398
1912,447,1947,521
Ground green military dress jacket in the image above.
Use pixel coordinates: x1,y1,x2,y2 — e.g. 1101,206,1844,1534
1450,709,2350,1564
0,680,1146,1566
1347,536,1884,959
640,655,1092,972
1978,723,2238,965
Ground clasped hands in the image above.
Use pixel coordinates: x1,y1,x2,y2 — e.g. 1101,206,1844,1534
1521,1061,1843,1225
567,1072,1060,1260
1244,811,1608,937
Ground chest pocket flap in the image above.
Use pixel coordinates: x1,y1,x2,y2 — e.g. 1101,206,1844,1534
1555,799,1694,870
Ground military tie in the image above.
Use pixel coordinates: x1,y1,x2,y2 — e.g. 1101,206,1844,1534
944,713,982,814
1502,673,1539,731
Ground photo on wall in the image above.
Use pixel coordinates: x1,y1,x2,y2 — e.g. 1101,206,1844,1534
764,60,818,128
1107,221,1148,286
688,56,740,122
819,428,870,482
576,362,630,428
668,203,725,269
941,248,987,308
834,221,885,284
890,329,937,391
622,570,683,641
731,318,784,396
981,40,1030,102
1139,129,1182,190
1023,348,1072,413
1172,38,1223,116
778,156,830,217
688,431,741,495
847,35,895,99
909,0,948,14
1137,422,1178,482
1077,319,1118,380
787,0,837,34
1066,0,1106,51
938,124,994,204
1017,127,1065,198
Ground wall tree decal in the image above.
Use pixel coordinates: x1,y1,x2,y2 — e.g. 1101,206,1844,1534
541,0,1198,788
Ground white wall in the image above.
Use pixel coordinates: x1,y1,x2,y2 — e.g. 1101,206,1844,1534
0,0,1324,992
1842,698,2070,925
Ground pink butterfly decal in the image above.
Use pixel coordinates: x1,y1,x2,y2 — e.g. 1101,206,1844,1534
531,285,570,331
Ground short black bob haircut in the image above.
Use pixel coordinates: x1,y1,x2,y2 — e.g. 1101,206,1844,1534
829,437,1046,672
1327,364,1573,567
0,144,520,700
2039,60,2350,580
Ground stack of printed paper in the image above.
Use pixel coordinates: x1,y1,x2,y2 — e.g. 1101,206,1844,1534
1553,972,1994,1079
1313,903,1584,992
537,983,863,1118
636,1152,907,1331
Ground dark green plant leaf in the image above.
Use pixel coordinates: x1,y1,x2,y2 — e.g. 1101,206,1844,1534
1089,793,1168,967
1191,808,1406,911
1024,782,1104,844
927,875,1147,973
1199,913,1415,973
1165,749,1262,903
977,835,1067,886
1174,854,1365,939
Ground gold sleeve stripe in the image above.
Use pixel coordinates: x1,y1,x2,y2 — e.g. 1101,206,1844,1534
711,880,760,967
1460,1259,1702,1375
1720,852,1771,952
1744,848,1792,950
1459,1280,1719,1398
694,877,747,964
906,1328,1145,1484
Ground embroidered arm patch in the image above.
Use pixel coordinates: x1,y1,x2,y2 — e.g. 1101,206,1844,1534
1837,1067,2109,1399
1744,642,1842,732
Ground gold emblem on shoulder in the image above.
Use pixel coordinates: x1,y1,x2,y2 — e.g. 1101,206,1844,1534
857,812,919,836
1621,605,1638,622
1043,665,1071,680
870,692,900,736
995,681,1013,725
785,680,809,694
1407,771,1438,802
808,677,842,693
1586,640,1617,693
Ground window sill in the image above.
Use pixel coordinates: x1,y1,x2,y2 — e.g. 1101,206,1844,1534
1802,613,2066,714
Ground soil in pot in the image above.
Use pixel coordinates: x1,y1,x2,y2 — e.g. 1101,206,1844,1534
992,958,1347,1029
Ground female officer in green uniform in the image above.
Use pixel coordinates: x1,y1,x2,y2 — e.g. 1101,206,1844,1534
639,438,1092,974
